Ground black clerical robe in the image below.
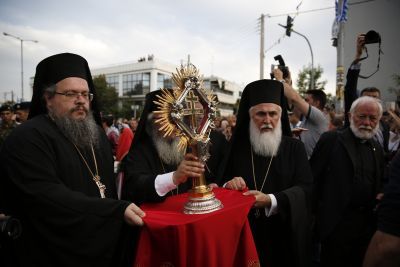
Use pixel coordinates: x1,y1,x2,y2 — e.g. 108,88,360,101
0,115,130,267
222,136,313,267
122,130,226,205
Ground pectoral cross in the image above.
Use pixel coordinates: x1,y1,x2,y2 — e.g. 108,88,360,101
94,175,107,198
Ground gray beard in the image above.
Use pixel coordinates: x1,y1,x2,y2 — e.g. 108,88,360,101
249,119,282,157
350,117,379,140
49,110,100,149
151,125,184,166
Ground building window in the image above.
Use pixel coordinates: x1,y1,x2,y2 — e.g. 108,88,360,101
105,75,119,92
157,73,173,90
122,72,150,96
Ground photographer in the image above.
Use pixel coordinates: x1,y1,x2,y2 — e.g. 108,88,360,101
344,33,390,158
273,68,328,158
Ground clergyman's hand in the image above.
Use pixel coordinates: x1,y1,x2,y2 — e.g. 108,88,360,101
225,177,247,191
243,190,271,208
124,203,146,226
172,153,205,185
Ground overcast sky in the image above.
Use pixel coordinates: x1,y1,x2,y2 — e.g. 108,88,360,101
0,0,338,102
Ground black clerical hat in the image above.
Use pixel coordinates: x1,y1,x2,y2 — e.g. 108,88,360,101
233,79,291,140
13,101,30,111
28,53,101,125
129,89,172,150
0,104,13,113
242,79,283,108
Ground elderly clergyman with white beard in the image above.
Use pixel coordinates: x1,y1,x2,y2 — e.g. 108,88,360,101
122,90,226,205
310,95,385,267
221,80,313,267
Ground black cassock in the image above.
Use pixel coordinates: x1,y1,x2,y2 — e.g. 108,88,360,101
0,115,131,267
122,130,227,205
222,135,313,267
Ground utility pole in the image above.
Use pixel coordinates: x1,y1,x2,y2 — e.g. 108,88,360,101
336,0,345,110
260,14,265,79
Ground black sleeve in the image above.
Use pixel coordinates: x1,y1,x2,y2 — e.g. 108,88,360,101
309,131,338,209
276,139,313,215
344,67,360,127
378,151,400,237
122,144,165,204
207,130,229,183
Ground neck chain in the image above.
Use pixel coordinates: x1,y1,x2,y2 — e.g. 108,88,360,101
250,148,274,192
73,144,106,198
159,158,179,195
250,147,274,218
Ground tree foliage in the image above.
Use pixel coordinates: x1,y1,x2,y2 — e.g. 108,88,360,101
388,73,400,96
93,75,119,115
295,65,327,95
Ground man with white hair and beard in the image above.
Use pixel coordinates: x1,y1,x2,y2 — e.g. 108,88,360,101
310,96,385,267
221,80,313,267
122,89,226,205
0,53,145,267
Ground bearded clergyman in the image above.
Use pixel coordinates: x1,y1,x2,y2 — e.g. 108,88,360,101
0,53,145,267
310,96,385,267
122,90,226,205
221,79,313,267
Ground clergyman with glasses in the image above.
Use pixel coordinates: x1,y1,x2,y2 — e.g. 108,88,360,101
310,96,385,266
0,53,145,267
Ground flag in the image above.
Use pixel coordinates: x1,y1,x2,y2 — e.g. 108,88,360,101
335,0,348,22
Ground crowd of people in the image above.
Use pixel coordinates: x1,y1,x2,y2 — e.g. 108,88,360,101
0,33,399,267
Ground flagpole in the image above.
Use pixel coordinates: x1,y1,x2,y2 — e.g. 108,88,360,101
336,0,347,111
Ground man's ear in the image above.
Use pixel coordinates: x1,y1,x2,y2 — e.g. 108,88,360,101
43,92,52,109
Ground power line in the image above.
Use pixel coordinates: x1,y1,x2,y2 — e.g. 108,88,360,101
265,0,376,18
263,0,377,53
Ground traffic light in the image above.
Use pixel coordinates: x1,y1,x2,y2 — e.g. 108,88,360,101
286,16,293,37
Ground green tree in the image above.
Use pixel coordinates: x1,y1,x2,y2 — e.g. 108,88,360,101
93,75,119,115
388,73,400,96
295,65,327,95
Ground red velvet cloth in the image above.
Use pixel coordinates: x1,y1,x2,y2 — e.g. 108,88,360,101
133,188,260,267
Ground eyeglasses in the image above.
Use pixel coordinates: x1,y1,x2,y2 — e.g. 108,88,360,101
356,114,379,123
54,91,94,101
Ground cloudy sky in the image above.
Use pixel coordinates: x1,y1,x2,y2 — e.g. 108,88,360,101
0,0,338,102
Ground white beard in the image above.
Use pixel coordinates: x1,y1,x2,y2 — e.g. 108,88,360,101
350,117,379,140
152,127,184,166
249,119,282,157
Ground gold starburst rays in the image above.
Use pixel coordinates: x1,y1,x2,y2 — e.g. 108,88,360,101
153,64,218,152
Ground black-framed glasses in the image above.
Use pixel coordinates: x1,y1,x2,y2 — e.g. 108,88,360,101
54,91,94,101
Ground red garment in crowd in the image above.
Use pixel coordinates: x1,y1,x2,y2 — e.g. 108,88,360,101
116,127,134,161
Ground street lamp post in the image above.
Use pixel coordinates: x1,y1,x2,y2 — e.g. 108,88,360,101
291,29,314,90
3,32,38,101
279,23,315,90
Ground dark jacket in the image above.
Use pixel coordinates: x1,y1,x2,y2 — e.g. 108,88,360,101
310,128,384,240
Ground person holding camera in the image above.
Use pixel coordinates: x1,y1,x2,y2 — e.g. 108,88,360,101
344,33,390,156
272,68,329,158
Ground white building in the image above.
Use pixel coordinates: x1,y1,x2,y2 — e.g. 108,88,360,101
91,56,241,117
